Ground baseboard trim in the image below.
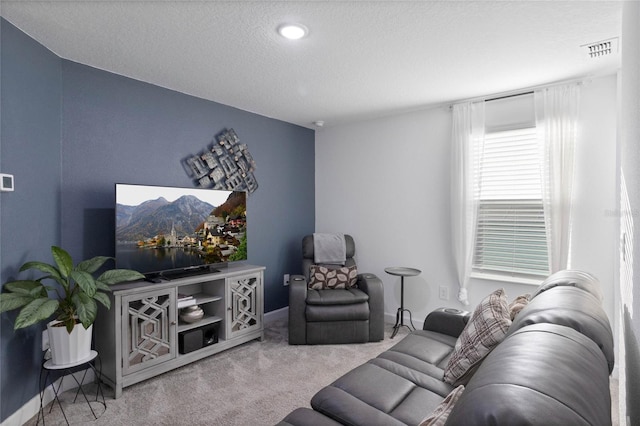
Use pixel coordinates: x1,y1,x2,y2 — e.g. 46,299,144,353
266,308,425,330
384,312,425,331
266,308,426,330
1,369,94,426
265,306,288,324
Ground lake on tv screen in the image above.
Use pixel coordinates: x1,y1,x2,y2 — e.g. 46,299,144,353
116,243,207,273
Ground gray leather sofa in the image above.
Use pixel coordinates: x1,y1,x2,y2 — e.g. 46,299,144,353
288,234,385,345
278,270,614,426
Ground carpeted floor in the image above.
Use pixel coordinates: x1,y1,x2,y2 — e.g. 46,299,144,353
26,319,620,426
26,319,409,426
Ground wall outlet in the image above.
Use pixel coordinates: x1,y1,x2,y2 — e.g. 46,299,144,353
439,285,450,300
284,274,290,286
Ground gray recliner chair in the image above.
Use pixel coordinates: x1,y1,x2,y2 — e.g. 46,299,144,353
288,234,385,345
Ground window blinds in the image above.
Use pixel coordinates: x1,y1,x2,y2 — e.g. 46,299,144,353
473,127,550,277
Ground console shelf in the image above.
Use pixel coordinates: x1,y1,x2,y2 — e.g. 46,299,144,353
95,264,264,398
177,315,223,333
190,293,223,304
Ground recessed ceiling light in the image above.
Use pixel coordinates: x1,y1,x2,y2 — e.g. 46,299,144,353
278,24,308,40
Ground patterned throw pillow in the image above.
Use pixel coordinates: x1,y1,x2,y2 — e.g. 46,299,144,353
443,288,511,386
508,294,531,320
419,385,465,426
308,265,358,290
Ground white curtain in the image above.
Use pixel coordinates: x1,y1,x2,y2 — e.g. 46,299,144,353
534,84,580,273
451,101,485,305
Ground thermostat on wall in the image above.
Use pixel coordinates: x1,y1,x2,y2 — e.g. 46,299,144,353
0,174,14,192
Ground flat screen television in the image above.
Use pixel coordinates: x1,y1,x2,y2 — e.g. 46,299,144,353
115,183,247,279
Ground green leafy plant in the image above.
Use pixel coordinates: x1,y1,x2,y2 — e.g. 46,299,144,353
0,246,144,333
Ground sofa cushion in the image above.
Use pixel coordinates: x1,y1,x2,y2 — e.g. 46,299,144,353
306,320,369,344
306,288,369,305
443,288,511,386
308,264,358,290
531,269,603,301
306,302,370,322
419,385,465,426
368,357,454,397
311,385,420,426
445,323,612,426
311,362,445,426
383,330,458,371
377,351,448,382
507,285,615,372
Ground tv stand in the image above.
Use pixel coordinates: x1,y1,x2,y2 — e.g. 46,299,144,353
94,264,264,398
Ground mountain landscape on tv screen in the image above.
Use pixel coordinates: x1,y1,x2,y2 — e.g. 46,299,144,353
116,188,247,272
116,195,215,242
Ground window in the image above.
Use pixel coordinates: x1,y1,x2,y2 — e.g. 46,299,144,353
473,127,550,279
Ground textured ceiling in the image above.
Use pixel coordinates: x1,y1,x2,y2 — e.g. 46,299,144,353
0,1,622,129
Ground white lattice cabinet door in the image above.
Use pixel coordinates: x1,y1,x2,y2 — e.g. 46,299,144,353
226,272,263,340
121,287,176,376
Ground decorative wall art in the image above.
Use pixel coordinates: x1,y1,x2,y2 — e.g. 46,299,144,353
184,128,258,193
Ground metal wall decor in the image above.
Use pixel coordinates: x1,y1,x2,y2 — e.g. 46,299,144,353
184,128,258,193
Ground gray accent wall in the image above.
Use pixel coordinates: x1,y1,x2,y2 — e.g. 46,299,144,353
1,19,62,422
59,60,315,313
1,18,314,422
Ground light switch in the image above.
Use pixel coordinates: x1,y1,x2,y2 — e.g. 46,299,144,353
0,174,14,192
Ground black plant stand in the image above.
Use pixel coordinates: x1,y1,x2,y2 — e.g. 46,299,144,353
385,267,422,338
37,350,106,425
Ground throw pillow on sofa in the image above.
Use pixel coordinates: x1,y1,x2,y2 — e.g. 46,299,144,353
419,385,465,426
508,293,530,320
443,288,511,386
308,264,358,290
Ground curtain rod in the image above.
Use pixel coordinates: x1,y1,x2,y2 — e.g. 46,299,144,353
447,77,587,109
484,91,534,103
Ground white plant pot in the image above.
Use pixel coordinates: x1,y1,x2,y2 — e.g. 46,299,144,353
47,320,93,366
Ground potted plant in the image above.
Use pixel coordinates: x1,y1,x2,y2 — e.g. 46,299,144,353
0,246,144,365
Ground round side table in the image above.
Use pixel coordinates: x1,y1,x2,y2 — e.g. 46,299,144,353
385,267,421,338
38,350,106,425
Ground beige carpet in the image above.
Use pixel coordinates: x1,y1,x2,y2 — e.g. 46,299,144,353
26,320,409,426
26,319,620,426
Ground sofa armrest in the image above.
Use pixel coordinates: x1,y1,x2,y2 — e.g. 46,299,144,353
288,275,308,344
357,273,385,341
446,324,612,426
423,308,470,338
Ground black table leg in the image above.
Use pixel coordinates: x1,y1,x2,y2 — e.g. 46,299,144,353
37,353,106,425
391,277,416,338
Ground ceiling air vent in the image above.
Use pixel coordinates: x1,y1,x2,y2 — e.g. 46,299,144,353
582,37,619,58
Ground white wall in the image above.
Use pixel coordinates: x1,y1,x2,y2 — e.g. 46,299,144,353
316,74,618,325
571,75,618,320
618,2,640,424
315,106,454,322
